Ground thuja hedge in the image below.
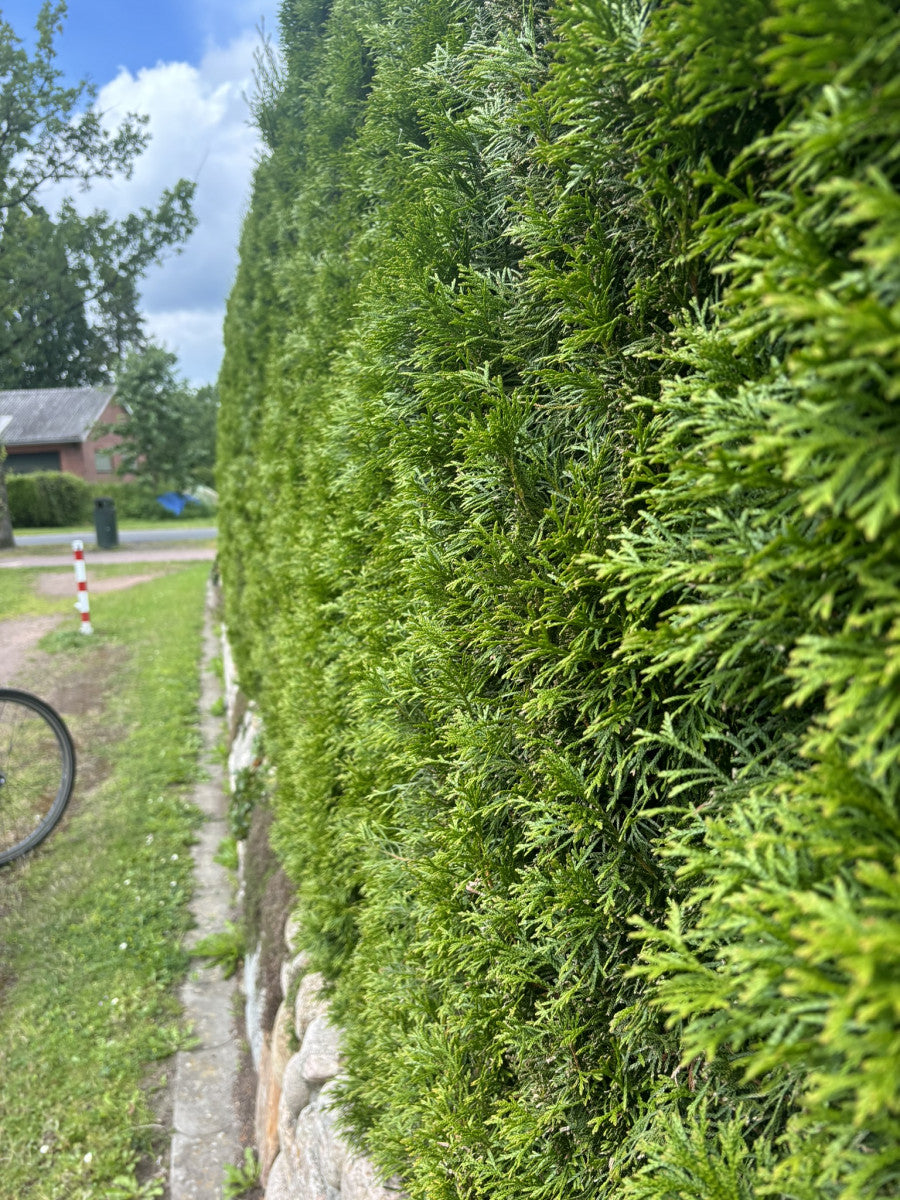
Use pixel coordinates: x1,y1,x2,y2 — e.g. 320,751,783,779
217,1,899,1197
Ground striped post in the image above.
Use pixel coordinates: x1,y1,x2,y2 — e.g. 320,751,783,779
72,540,93,635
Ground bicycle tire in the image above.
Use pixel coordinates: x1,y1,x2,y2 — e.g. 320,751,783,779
0,688,76,866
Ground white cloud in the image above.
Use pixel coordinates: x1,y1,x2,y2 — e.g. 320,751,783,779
46,29,267,385
144,307,228,383
193,0,279,41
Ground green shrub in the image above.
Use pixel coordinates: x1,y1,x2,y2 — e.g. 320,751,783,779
228,759,266,842
89,481,216,520
192,922,245,979
218,0,900,1197
223,1148,260,1199
7,470,91,526
4,474,215,527
89,480,160,519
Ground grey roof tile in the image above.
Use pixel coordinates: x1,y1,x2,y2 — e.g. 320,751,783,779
0,387,115,446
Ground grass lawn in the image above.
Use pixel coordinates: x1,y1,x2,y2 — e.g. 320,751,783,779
9,516,217,537
0,564,196,620
0,543,217,562
0,563,212,1199
0,568,66,618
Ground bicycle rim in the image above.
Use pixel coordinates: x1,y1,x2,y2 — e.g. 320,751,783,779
0,690,76,865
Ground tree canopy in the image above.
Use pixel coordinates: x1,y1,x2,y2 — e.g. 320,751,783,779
0,0,198,547
112,345,217,492
0,1,196,386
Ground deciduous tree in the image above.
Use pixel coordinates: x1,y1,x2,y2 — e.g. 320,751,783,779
0,0,197,546
112,345,215,493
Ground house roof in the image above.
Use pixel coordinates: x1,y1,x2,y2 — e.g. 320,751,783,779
0,387,116,447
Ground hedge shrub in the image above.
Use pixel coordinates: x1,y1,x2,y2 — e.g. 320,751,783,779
218,1,899,1197
4,475,215,526
6,470,91,527
88,480,216,521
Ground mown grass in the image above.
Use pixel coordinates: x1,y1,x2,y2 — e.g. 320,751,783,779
0,543,216,563
0,564,188,621
9,516,217,536
0,568,54,617
0,564,210,1199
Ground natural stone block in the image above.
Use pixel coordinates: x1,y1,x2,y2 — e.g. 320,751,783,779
341,1155,400,1200
272,1000,294,1085
254,1037,277,1184
281,1051,312,1121
299,1014,342,1085
265,1151,292,1200
294,971,328,1042
243,942,265,1070
311,1080,349,1189
291,1102,342,1200
281,950,310,999
277,1091,297,1166
278,1054,310,1158
284,912,303,955
255,1003,294,1187
228,707,262,790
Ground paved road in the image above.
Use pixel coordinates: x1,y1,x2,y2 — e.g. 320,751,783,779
13,525,217,547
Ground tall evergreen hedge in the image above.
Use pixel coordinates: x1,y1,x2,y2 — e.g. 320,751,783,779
218,1,899,1196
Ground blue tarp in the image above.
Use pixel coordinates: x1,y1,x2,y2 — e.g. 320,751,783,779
156,491,201,516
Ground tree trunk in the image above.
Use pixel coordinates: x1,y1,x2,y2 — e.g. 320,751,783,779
0,460,15,549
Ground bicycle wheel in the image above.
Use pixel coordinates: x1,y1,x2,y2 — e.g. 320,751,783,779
0,689,76,866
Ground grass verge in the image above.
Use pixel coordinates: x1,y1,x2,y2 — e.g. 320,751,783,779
0,563,192,621
0,564,210,1199
0,543,217,563
0,567,59,617
8,517,217,536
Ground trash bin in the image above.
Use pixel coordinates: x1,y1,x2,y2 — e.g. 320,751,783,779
93,496,118,549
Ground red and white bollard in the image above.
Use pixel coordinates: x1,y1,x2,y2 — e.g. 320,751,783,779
72,539,93,635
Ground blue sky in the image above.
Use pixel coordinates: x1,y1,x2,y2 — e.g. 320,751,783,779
3,0,279,384
2,1,275,84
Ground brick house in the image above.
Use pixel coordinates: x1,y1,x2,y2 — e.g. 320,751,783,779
0,387,130,483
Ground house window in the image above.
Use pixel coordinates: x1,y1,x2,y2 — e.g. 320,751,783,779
5,451,61,474
95,451,113,473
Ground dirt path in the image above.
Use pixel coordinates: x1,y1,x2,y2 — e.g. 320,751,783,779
1,572,176,687
0,614,65,687
34,570,164,596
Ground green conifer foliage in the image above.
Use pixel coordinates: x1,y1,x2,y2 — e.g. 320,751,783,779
217,0,899,1196
602,1,900,1196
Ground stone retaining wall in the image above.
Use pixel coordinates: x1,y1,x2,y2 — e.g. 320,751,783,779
223,633,401,1200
